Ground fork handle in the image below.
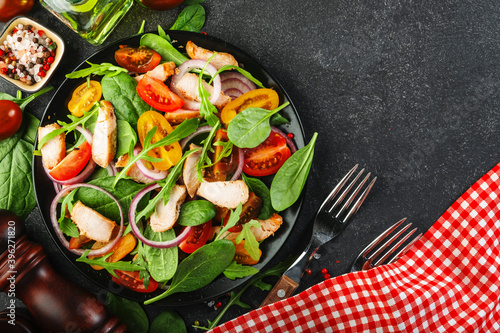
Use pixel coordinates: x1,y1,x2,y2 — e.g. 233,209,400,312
259,274,298,307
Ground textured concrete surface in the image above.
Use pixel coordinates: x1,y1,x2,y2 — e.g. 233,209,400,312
1,0,499,330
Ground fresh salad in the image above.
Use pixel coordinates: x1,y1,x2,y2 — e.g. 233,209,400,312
36,31,317,304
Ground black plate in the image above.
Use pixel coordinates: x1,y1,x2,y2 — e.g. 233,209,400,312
33,31,305,305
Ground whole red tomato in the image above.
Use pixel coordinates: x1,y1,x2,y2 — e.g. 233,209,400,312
135,0,184,11
0,100,23,141
0,0,35,22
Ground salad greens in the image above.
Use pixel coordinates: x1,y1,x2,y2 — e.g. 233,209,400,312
170,4,206,33
177,200,216,226
77,250,146,278
143,226,178,282
105,293,149,333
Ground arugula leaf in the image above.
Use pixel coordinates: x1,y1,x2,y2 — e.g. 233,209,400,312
235,220,261,260
137,20,145,34
215,203,242,240
198,57,219,127
242,174,273,219
58,190,79,238
105,293,149,333
177,200,216,226
223,261,259,280
77,250,145,278
170,4,205,33
227,102,290,148
65,62,128,79
0,86,53,111
132,230,151,289
196,121,219,181
204,139,233,168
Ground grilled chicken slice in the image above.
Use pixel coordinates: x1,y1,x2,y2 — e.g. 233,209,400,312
92,101,117,168
197,180,249,209
150,185,187,232
183,144,203,198
186,41,239,70
70,201,116,243
163,109,201,125
38,123,66,169
134,62,177,82
173,72,231,108
220,213,283,242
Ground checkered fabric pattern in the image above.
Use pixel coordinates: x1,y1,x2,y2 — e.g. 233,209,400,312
210,162,500,332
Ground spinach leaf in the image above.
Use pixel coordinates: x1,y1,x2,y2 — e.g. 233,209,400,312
143,226,178,282
140,33,189,66
227,102,290,148
223,261,259,280
77,250,145,278
144,239,235,304
242,174,273,219
270,132,317,211
270,113,290,126
150,310,187,333
101,72,149,126
133,238,151,289
183,0,205,4
66,62,128,79
105,293,149,333
170,5,205,33
177,200,216,226
116,119,137,158
73,176,148,223
235,220,261,260
196,121,219,181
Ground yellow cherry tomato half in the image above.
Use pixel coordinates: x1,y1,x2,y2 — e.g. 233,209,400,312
67,80,102,117
220,88,280,126
137,111,182,170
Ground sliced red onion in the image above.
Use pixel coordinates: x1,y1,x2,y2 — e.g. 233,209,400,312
220,72,257,90
50,183,124,256
53,182,62,194
129,184,193,248
271,126,297,153
170,59,221,110
106,162,117,176
223,88,243,100
75,125,93,145
133,146,168,181
180,125,212,150
221,78,252,95
230,147,244,181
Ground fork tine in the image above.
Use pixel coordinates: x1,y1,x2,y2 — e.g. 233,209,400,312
318,164,359,213
359,218,407,258
341,175,377,222
386,232,423,264
372,226,418,267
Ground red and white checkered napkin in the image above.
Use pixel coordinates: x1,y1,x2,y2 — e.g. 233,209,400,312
211,163,500,333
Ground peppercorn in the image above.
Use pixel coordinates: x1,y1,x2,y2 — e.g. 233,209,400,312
33,37,38,43
17,37,22,42
36,58,43,64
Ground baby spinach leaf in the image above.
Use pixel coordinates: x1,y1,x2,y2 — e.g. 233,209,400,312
170,4,205,33
144,239,235,304
227,102,289,148
235,220,261,260
77,250,145,278
177,200,216,226
101,72,149,126
116,119,137,158
141,33,189,66
242,174,273,219
143,226,178,282
270,132,317,211
105,293,149,333
223,261,259,280
150,310,187,333
270,113,290,126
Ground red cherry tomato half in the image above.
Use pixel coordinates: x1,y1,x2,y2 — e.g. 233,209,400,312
0,100,22,141
242,131,291,177
179,220,212,254
112,270,158,293
136,75,184,112
114,46,161,73
224,192,263,233
48,141,92,181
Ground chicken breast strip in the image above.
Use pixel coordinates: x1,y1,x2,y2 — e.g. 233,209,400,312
182,144,203,198
71,201,116,243
150,185,187,232
173,72,231,108
92,100,117,168
197,180,249,209
38,123,66,169
186,41,239,70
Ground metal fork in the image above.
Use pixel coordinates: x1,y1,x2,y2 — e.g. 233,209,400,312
350,218,422,272
260,164,376,307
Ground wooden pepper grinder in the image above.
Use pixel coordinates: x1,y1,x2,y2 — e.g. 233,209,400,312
0,209,128,333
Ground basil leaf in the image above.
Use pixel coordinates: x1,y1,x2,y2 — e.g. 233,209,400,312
242,175,273,219
116,119,137,157
170,4,205,33
235,220,261,260
143,226,178,282
227,102,289,148
105,293,149,333
223,261,259,280
144,239,235,304
150,310,187,333
270,132,318,211
177,200,216,226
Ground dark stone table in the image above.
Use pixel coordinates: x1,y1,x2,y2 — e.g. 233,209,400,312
1,0,499,331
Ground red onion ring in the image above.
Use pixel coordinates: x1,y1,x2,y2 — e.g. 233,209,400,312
106,162,117,176
49,183,124,256
170,59,221,110
223,88,243,100
221,78,251,95
180,125,212,150
271,126,297,153
230,147,244,181
128,184,193,248
133,147,168,181
220,72,257,90
76,125,93,145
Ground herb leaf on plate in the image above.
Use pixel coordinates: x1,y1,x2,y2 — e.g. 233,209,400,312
177,200,216,226
105,292,149,333
242,174,273,219
143,225,178,282
170,4,205,33
223,261,259,280
77,250,145,278
150,310,187,333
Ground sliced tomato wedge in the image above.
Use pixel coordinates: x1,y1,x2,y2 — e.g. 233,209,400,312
224,192,263,233
137,75,184,112
179,220,212,254
48,141,92,181
242,131,291,177
114,46,161,73
220,88,279,126
67,80,102,117
112,270,158,293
